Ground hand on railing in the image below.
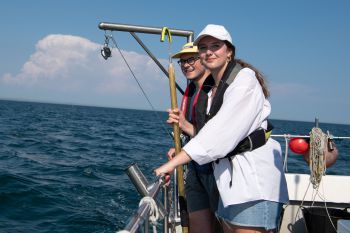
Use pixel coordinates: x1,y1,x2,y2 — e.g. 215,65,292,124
155,172,171,186
155,150,192,184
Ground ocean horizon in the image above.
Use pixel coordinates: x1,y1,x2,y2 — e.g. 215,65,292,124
2,98,349,126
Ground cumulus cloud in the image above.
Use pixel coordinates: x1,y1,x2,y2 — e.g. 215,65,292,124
0,34,182,109
3,35,98,84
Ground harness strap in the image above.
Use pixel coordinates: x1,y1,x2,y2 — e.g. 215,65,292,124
209,61,274,186
196,62,273,180
226,62,243,85
213,61,273,163
216,121,273,163
221,122,273,187
207,62,242,119
229,121,273,158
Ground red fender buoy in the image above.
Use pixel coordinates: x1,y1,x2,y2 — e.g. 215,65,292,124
289,138,309,154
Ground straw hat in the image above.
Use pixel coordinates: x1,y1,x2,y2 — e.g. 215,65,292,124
172,42,198,58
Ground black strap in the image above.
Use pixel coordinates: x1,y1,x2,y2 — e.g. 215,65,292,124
207,61,241,120
215,120,274,164
194,61,273,175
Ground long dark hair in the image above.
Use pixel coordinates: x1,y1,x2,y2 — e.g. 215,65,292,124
227,42,270,98
236,59,270,98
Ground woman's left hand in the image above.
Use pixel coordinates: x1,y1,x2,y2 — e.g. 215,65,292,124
154,162,176,177
154,162,176,185
154,150,192,185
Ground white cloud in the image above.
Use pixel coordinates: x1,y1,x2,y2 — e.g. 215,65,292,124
3,35,98,84
0,34,178,109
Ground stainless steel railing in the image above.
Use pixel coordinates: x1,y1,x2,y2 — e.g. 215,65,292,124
116,164,172,233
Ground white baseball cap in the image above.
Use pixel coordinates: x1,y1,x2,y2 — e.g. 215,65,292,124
194,24,233,48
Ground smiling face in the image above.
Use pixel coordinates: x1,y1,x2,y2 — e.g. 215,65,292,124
197,36,232,75
179,53,206,81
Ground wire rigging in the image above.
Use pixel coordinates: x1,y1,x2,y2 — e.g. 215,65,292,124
104,32,173,139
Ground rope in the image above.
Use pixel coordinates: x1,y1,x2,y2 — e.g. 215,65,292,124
276,131,336,232
160,27,173,63
106,32,173,139
309,127,327,189
139,196,160,233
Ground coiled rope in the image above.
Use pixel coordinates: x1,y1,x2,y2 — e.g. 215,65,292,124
309,127,327,189
139,196,159,233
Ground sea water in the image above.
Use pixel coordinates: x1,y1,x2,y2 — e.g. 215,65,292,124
0,100,349,232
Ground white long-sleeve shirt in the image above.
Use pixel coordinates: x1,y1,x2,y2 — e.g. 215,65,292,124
183,67,289,207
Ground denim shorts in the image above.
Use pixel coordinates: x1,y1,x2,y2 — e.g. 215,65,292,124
185,167,219,213
217,200,283,230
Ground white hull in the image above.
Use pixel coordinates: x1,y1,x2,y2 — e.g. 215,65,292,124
280,173,350,233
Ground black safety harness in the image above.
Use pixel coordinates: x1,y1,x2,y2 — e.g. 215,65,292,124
193,61,273,179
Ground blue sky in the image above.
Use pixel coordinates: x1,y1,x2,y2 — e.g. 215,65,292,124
0,0,349,124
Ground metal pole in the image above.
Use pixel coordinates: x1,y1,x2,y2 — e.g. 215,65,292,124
126,163,150,196
120,176,165,233
271,134,310,139
271,134,350,140
125,164,166,219
99,22,194,42
130,32,184,95
144,211,150,233
98,22,192,95
163,186,169,233
173,169,179,219
168,62,189,233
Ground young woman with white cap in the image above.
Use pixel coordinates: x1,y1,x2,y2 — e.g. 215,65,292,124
156,24,289,233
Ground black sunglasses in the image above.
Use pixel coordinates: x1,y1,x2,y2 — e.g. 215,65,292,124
177,57,200,66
